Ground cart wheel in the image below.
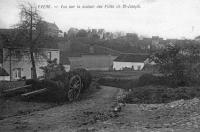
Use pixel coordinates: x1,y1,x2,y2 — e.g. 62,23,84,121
67,74,82,102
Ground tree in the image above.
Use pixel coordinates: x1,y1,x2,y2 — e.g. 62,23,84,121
40,58,65,79
152,43,200,86
151,44,187,85
76,29,88,37
15,3,42,79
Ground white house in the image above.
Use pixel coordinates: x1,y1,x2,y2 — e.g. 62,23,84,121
1,47,60,81
113,54,149,71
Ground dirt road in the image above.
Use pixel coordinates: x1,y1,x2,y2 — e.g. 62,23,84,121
0,86,120,132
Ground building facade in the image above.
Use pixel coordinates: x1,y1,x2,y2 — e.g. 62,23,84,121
113,54,148,71
39,21,60,37
1,48,60,80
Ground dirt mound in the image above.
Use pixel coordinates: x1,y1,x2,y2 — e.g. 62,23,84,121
139,98,200,129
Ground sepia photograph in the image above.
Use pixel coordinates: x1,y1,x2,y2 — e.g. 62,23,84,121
0,0,200,131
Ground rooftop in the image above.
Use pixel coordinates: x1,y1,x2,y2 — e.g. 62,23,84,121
114,54,149,62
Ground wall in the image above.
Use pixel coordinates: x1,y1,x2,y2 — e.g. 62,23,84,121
68,57,82,70
69,55,117,71
113,61,144,70
0,76,10,81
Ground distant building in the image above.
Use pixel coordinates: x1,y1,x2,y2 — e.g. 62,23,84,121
87,28,105,39
112,32,125,39
103,32,113,40
67,28,79,39
151,36,166,49
39,21,60,37
151,36,160,47
97,29,105,39
113,54,149,70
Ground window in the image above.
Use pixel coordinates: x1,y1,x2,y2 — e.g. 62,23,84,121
14,50,21,58
47,52,51,60
13,68,22,80
137,65,141,70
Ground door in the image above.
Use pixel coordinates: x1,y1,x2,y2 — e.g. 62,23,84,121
13,68,22,80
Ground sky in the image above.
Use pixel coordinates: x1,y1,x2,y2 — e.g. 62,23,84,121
0,0,200,39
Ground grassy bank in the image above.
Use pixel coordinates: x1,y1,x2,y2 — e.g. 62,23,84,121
97,72,200,104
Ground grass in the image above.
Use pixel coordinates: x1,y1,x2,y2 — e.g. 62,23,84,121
91,70,151,80
94,70,200,104
125,85,200,104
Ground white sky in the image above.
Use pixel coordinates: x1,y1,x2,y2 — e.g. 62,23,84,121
0,0,200,39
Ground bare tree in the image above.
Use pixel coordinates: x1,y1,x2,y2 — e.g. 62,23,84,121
16,3,42,79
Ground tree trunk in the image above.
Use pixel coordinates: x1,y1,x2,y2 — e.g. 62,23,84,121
30,6,37,79
30,50,37,79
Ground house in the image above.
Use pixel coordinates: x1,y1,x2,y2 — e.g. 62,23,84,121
1,47,60,80
39,21,60,37
68,28,79,39
113,54,149,70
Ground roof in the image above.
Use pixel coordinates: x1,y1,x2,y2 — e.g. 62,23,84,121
114,54,149,62
0,67,9,76
40,21,59,30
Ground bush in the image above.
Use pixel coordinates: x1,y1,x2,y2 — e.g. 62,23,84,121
136,73,191,88
136,73,159,87
151,44,200,87
97,78,134,90
125,85,200,104
40,58,65,79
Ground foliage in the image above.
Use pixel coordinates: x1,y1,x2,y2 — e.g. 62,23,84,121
151,43,200,87
125,85,200,104
136,73,160,86
97,78,135,90
40,59,65,79
151,45,186,86
10,3,43,79
76,29,88,37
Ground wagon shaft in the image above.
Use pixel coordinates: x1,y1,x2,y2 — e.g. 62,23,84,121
2,84,32,97
2,68,92,102
21,88,47,97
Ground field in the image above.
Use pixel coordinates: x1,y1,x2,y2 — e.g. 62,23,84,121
91,70,150,80
91,70,150,90
0,79,99,121
0,70,146,121
92,70,200,104
1,70,200,131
